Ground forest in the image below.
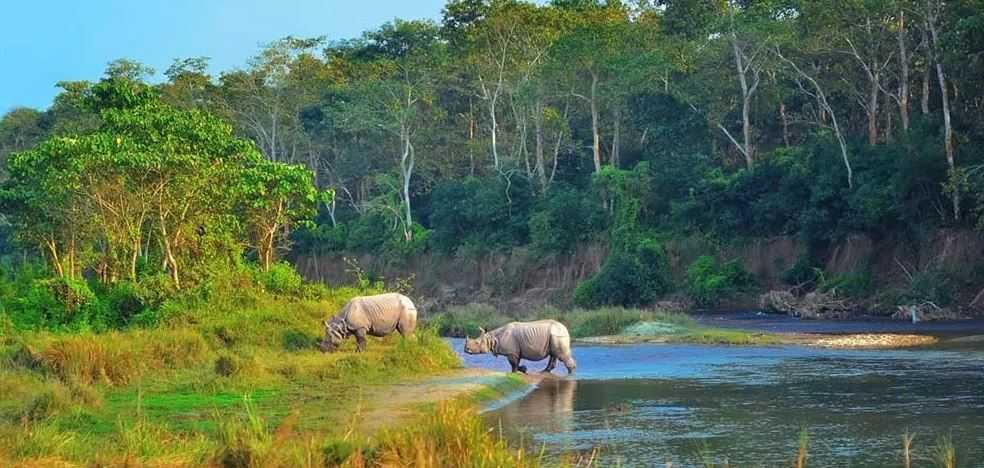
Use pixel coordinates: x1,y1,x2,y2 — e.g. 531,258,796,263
4,2,984,466
3,0,984,326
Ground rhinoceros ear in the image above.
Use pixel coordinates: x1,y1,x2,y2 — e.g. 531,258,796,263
323,319,330,329
478,327,487,335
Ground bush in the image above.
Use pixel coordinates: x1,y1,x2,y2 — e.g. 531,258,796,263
7,276,105,331
574,238,671,308
254,262,304,296
686,255,752,307
345,212,392,252
427,304,511,337
214,354,241,377
902,268,955,306
820,269,873,299
429,176,533,255
281,328,317,352
529,186,605,255
322,438,357,466
783,254,823,286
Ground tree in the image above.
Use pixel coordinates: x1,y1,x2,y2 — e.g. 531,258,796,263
925,0,959,220
331,20,445,242
0,108,47,179
0,73,319,287
239,160,321,271
550,1,632,173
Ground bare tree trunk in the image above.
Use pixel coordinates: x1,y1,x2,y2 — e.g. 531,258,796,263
490,92,500,170
927,1,959,220
589,69,602,173
534,98,546,191
897,9,911,131
776,48,853,188
733,35,759,167
921,26,932,115
45,238,64,277
399,125,416,242
158,213,181,289
884,90,894,142
868,74,880,145
468,99,476,176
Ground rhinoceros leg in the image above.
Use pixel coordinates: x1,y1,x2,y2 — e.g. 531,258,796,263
507,355,527,373
560,355,576,374
541,356,557,373
353,328,368,352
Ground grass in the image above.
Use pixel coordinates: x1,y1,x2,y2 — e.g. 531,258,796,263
428,305,781,345
0,282,506,467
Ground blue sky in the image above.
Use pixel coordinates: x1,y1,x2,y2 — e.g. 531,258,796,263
1,0,448,113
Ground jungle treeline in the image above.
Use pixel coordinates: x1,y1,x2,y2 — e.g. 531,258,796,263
2,0,984,318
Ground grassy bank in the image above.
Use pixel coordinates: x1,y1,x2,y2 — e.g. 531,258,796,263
429,304,780,345
0,282,540,467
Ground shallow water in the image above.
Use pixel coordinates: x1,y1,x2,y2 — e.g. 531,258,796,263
447,338,984,467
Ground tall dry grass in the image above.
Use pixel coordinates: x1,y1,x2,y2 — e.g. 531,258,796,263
370,401,542,468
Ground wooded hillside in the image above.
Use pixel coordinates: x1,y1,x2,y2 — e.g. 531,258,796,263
3,0,984,312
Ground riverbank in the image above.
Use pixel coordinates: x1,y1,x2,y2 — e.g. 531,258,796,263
0,290,541,467
431,304,963,349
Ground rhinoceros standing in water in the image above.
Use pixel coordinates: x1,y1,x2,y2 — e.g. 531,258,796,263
463,320,576,374
320,293,418,352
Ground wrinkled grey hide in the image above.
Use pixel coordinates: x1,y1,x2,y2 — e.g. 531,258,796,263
463,320,576,374
320,293,418,352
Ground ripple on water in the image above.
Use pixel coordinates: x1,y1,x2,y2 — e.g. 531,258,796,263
471,341,984,467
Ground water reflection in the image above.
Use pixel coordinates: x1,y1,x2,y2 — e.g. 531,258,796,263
494,377,577,434
479,344,984,467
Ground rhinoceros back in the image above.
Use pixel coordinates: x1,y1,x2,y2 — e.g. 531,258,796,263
344,293,416,337
495,320,568,361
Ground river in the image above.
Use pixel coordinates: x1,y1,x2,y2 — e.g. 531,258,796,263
447,336,984,467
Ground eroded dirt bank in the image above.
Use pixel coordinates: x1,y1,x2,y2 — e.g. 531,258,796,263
294,229,984,315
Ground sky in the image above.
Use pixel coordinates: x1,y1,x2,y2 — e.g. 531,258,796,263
0,0,449,113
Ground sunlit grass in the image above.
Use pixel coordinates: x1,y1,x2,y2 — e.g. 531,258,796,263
0,286,480,466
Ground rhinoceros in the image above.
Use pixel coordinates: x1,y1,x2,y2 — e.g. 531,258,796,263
463,320,576,374
320,293,418,352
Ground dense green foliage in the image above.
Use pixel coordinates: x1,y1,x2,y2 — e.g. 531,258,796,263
686,255,753,307
0,75,323,323
3,0,984,308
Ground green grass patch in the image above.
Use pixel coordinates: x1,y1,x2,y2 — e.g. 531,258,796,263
0,283,471,466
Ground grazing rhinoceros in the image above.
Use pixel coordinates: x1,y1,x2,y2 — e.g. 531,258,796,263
320,293,418,352
463,320,576,374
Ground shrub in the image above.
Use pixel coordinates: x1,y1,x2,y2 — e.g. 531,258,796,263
902,268,955,306
427,304,511,337
345,212,392,252
783,254,823,286
9,276,105,331
94,281,149,328
686,255,752,307
574,238,671,308
254,262,304,296
821,269,873,299
281,328,317,352
322,438,357,466
429,176,533,255
215,354,241,377
529,186,605,255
